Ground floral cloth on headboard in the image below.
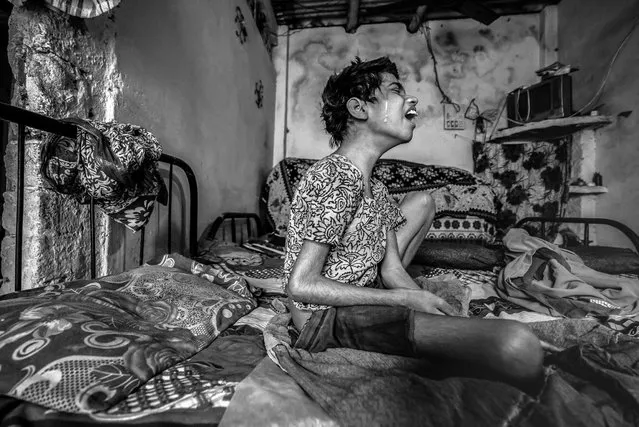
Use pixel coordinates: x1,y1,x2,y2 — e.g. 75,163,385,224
263,158,498,243
472,140,569,238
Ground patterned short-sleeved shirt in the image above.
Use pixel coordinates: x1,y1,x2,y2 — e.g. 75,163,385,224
283,153,406,311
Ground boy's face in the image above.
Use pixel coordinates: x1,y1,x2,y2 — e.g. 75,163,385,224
366,73,419,144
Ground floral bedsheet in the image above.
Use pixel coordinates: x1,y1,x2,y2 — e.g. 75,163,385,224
0,254,256,414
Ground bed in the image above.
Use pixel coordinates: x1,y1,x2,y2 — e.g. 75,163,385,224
0,102,270,426
1,103,639,427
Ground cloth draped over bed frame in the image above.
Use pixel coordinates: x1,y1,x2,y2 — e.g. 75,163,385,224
0,100,199,291
41,118,168,232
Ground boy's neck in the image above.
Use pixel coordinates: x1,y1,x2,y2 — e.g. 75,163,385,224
335,143,381,179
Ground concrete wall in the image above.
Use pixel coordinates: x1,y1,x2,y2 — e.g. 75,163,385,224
112,0,275,270
558,0,639,245
273,15,541,171
2,6,119,293
1,0,275,291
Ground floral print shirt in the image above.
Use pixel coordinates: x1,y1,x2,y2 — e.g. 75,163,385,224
283,153,406,311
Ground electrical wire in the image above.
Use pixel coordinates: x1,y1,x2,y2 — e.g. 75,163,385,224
421,23,461,112
569,15,639,117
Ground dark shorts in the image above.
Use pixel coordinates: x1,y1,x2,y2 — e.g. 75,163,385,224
293,305,417,357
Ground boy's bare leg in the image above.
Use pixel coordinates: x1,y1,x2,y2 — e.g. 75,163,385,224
412,314,545,394
397,192,544,393
396,191,436,267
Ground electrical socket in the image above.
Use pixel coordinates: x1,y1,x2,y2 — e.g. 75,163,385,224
443,103,465,130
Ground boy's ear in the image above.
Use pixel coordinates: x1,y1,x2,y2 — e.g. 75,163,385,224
346,97,367,120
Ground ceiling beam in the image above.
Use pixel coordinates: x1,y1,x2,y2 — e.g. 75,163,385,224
406,5,428,33
345,0,361,33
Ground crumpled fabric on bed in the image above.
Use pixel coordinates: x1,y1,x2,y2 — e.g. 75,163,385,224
41,118,167,231
497,228,639,318
264,312,639,427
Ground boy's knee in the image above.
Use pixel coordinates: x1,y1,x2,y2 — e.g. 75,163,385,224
495,322,544,380
404,191,435,214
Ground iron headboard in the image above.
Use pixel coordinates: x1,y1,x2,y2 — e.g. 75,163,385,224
0,101,198,291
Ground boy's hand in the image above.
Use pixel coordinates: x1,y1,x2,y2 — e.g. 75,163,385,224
404,289,456,316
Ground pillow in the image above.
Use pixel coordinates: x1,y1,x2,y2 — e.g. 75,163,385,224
426,215,496,243
0,255,255,414
412,240,505,270
569,246,639,275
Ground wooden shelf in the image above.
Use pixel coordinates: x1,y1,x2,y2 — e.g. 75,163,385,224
569,185,608,195
487,116,613,144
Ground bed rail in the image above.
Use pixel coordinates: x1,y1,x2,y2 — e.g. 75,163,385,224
515,216,639,253
208,212,263,244
0,101,198,291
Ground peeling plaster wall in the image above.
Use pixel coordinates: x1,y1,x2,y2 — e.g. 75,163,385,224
1,0,276,290
273,16,541,170
2,5,119,293
112,0,275,269
558,0,639,246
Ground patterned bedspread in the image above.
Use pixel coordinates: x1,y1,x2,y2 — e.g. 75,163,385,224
0,254,267,427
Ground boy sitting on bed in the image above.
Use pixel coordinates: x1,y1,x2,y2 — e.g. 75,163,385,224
283,56,544,394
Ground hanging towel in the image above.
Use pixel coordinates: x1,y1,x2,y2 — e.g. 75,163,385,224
496,228,639,318
41,118,167,232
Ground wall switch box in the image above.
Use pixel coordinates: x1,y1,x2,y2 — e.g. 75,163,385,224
443,103,465,130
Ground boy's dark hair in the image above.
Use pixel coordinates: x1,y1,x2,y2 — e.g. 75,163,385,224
321,56,399,148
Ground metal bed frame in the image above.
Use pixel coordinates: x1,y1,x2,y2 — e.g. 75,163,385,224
207,212,263,244
515,216,639,253
0,101,198,292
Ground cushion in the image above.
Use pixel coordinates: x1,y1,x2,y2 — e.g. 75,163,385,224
412,240,504,270
569,246,639,275
0,255,255,413
426,215,496,243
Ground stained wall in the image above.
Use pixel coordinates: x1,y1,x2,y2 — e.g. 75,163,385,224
113,0,276,269
273,15,541,171
558,0,639,246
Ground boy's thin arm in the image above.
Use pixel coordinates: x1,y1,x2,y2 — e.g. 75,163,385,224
288,239,411,307
288,239,453,315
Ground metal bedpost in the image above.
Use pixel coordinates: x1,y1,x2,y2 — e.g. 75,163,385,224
15,124,25,292
90,198,96,278
139,227,145,266
168,162,173,253
159,154,198,256
584,223,590,246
